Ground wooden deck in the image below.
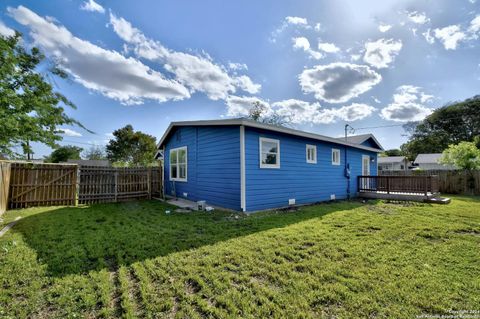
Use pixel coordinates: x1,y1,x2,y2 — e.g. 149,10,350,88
357,175,450,203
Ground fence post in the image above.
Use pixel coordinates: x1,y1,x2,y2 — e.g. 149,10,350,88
75,166,80,206
424,176,428,196
386,177,390,194
147,168,151,200
114,171,118,202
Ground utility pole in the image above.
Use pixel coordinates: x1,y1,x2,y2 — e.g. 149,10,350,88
344,124,354,199
344,124,354,142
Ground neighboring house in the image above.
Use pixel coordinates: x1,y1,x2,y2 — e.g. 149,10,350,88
66,159,110,167
378,156,410,172
156,119,382,212
414,153,456,170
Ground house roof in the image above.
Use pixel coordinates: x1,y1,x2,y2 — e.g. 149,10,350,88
335,134,383,150
157,118,383,153
377,156,406,164
414,153,443,164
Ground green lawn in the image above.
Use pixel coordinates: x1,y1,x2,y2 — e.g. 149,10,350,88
0,197,479,318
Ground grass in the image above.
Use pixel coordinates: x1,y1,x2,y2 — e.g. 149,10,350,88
0,197,479,318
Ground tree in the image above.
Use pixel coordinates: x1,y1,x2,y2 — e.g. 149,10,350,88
106,125,157,167
400,95,480,160
83,146,106,160
0,33,85,158
46,145,83,163
247,101,290,127
380,149,402,157
440,142,480,171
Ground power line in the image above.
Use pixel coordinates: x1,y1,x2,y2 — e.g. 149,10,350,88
354,123,404,130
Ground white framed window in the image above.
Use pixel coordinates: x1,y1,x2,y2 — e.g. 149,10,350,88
332,148,341,165
306,144,317,164
259,137,280,168
170,146,187,181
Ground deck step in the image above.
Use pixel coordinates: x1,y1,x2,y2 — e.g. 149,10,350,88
424,197,451,204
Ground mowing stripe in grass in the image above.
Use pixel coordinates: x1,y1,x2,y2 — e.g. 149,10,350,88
0,216,21,238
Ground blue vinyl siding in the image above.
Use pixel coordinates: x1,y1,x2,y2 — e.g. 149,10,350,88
164,126,241,210
244,127,377,211
162,124,377,212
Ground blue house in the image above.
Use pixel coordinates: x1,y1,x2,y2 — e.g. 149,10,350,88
156,119,383,212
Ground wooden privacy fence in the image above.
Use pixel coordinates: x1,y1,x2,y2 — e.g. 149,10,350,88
8,162,77,209
78,166,162,204
0,162,11,215
0,162,163,210
379,170,480,195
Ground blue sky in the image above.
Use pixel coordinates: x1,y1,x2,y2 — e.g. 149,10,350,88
1,0,479,157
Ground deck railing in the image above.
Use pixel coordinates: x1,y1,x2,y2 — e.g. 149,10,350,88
358,175,439,196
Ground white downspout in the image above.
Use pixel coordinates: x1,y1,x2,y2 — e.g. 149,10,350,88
240,125,246,211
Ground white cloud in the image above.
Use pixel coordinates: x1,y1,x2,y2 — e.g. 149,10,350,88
9,5,190,105
272,99,322,123
285,16,308,26
333,103,376,121
293,37,310,50
378,23,392,33
371,96,381,104
233,75,261,94
225,95,270,117
407,11,430,24
381,85,433,121
363,38,402,69
423,28,435,44
270,16,313,42
468,15,480,35
317,42,340,53
60,128,82,137
299,62,382,104
292,37,324,60
314,23,322,32
0,20,15,37
228,62,248,71
350,54,361,61
109,13,260,100
272,100,374,124
434,25,466,50
80,0,105,14
225,98,375,124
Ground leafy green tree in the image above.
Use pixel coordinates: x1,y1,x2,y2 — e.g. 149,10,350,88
440,142,480,171
0,33,84,158
380,149,402,157
401,95,480,160
106,125,157,167
83,146,106,160
46,145,83,163
248,101,290,127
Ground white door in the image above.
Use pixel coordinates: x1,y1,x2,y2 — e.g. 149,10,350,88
362,155,370,189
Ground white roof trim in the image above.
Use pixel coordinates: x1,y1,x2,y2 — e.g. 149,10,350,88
157,118,383,153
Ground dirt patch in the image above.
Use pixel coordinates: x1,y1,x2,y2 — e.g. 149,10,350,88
453,229,480,236
185,278,201,295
